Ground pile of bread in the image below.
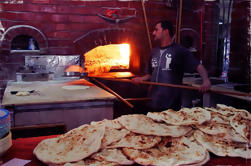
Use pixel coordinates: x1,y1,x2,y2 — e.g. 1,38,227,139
33,104,251,166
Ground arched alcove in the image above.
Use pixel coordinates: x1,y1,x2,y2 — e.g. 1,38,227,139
1,25,48,54
11,35,39,51
180,28,201,60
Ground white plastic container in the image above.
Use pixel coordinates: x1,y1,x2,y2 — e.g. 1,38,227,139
0,132,12,157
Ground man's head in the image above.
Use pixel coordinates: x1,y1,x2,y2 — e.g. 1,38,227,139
153,20,174,42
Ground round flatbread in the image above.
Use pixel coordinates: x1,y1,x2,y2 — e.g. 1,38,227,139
90,119,130,148
122,136,209,166
208,111,230,124
62,85,89,90
64,159,119,166
106,132,161,150
117,114,192,137
230,112,251,142
194,130,251,159
33,124,105,165
91,149,134,165
91,119,123,130
196,122,248,143
215,104,251,120
147,107,211,126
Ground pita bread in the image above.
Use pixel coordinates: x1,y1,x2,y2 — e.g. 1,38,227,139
106,132,161,149
205,106,235,118
209,111,230,124
216,104,251,120
147,107,211,126
194,130,251,159
196,122,248,143
33,124,105,165
91,149,134,165
185,151,210,166
118,114,192,137
16,91,30,96
101,128,130,149
90,119,130,148
122,136,208,166
64,159,119,166
230,112,251,142
91,119,123,129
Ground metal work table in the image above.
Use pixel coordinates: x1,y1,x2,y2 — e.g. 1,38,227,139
1,80,116,131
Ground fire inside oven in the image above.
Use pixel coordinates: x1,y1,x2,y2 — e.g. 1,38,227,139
83,43,132,77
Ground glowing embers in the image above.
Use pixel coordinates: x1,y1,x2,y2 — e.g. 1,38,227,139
84,44,130,75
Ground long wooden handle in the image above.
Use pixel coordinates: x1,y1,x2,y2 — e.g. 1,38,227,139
175,0,183,44
97,78,251,97
141,0,152,49
91,78,134,108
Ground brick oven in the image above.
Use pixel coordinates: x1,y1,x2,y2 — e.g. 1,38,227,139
74,28,145,76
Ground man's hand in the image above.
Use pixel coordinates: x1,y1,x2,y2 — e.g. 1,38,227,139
196,64,211,93
131,77,145,83
199,78,211,93
131,74,151,84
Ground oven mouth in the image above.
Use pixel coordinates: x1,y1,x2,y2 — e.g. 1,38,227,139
83,43,131,75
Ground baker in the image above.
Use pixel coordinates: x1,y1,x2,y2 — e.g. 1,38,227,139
132,20,211,111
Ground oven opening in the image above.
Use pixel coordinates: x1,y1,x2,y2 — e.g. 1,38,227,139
84,43,130,74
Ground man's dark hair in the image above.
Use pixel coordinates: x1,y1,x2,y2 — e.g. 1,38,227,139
157,20,174,37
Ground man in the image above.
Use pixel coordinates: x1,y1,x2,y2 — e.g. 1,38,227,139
132,20,211,111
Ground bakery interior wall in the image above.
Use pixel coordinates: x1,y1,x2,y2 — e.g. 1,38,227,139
0,0,249,110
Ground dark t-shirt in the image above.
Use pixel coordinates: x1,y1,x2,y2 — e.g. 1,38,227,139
145,43,200,111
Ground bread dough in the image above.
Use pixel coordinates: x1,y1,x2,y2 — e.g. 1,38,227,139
16,91,30,96
62,85,90,90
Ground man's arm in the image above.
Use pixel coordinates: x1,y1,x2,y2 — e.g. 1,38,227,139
196,64,211,92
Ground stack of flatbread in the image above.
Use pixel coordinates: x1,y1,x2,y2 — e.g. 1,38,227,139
33,104,251,166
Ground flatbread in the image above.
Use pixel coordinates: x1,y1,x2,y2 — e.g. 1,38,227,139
117,114,192,137
147,107,211,126
33,124,105,165
230,112,251,142
209,111,230,124
122,136,209,166
91,119,123,129
205,106,235,118
106,132,161,149
64,159,119,166
90,119,130,148
101,128,130,149
91,149,134,165
185,151,210,166
194,130,251,159
196,122,248,143
62,85,89,90
215,104,251,120
16,91,30,96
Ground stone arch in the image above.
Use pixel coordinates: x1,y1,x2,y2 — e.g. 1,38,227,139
0,25,48,54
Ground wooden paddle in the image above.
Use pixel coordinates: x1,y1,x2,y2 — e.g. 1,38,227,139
96,78,251,98
91,78,134,108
